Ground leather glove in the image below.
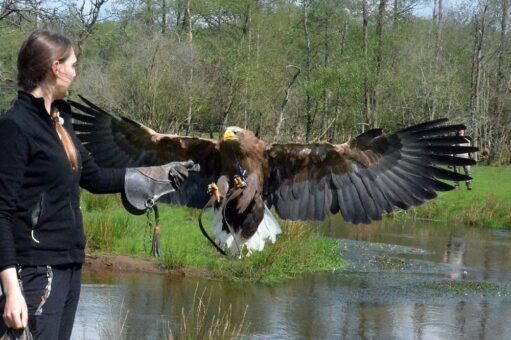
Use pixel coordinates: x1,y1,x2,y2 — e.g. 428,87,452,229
122,160,200,215
168,162,193,190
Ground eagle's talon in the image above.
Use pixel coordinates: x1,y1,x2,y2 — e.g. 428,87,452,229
207,183,223,203
233,175,247,189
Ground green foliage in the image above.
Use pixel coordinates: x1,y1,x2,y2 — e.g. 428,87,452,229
0,26,23,111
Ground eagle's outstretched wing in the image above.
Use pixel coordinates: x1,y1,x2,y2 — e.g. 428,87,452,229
69,96,220,208
265,119,477,223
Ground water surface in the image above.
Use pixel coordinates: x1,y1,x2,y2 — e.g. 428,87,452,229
72,219,511,339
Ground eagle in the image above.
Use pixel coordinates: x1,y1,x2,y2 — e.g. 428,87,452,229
69,97,477,256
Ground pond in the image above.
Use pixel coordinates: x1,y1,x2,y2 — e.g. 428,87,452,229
72,218,511,339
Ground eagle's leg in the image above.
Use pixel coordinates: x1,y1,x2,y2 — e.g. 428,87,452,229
207,183,223,203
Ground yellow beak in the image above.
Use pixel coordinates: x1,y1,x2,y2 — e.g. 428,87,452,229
223,130,236,141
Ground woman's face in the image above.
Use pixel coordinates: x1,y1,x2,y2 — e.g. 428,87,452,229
54,48,77,99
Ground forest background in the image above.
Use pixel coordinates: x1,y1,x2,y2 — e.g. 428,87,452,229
1,0,510,164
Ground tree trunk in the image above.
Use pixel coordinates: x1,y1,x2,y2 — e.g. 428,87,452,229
75,0,108,60
243,2,252,129
363,0,371,127
322,8,330,132
222,82,236,131
393,0,399,29
176,0,183,27
373,0,386,127
431,0,443,119
339,22,348,57
495,0,508,121
161,0,167,34
181,0,190,31
434,0,443,60
274,68,301,142
324,11,329,67
185,0,193,134
303,0,314,142
145,0,154,30
433,0,438,23
491,0,509,161
470,2,488,153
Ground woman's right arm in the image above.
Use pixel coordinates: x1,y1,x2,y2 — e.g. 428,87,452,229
1,268,27,329
0,118,29,329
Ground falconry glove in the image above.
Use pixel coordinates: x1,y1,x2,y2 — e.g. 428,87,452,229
122,160,199,215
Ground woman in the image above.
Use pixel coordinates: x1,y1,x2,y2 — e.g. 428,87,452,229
0,30,193,339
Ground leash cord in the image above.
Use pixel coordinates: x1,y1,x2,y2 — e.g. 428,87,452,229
222,190,242,255
198,197,228,256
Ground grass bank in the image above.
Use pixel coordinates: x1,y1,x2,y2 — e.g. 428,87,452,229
81,193,344,283
400,166,511,229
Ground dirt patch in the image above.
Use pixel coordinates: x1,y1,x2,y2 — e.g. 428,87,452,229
82,253,213,278
83,254,166,274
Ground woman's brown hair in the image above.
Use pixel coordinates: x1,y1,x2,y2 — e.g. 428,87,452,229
18,30,78,171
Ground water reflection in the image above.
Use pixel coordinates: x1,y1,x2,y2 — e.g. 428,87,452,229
443,234,467,280
320,217,511,283
72,220,511,339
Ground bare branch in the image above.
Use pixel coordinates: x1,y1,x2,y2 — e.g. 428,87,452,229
273,65,301,143
69,0,109,58
0,0,56,23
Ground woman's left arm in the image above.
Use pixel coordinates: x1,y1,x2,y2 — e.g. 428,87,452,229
78,141,126,194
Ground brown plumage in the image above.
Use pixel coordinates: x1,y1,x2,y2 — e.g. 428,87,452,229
70,96,477,255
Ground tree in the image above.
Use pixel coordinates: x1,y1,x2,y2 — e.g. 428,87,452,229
491,0,509,161
1,0,509,162
68,0,109,59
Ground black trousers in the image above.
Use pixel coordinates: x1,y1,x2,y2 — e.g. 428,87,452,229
0,264,82,340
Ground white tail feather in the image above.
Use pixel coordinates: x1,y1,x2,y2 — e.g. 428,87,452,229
212,205,282,257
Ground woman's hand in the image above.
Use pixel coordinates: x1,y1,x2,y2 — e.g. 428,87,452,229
1,267,28,329
3,290,28,329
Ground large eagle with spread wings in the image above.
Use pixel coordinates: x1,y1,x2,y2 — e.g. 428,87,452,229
70,97,477,256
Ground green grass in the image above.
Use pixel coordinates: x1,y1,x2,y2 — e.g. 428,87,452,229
168,285,250,339
97,284,250,340
81,193,344,283
398,166,511,229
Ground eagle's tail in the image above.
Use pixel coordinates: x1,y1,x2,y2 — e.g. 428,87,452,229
212,205,282,257
244,205,282,255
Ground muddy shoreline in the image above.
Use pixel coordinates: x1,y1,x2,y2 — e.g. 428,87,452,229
83,253,214,278
83,254,166,274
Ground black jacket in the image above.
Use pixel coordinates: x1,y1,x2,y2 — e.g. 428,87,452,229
0,92,125,270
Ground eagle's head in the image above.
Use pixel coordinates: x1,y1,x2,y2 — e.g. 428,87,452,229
223,126,248,142
222,126,266,162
